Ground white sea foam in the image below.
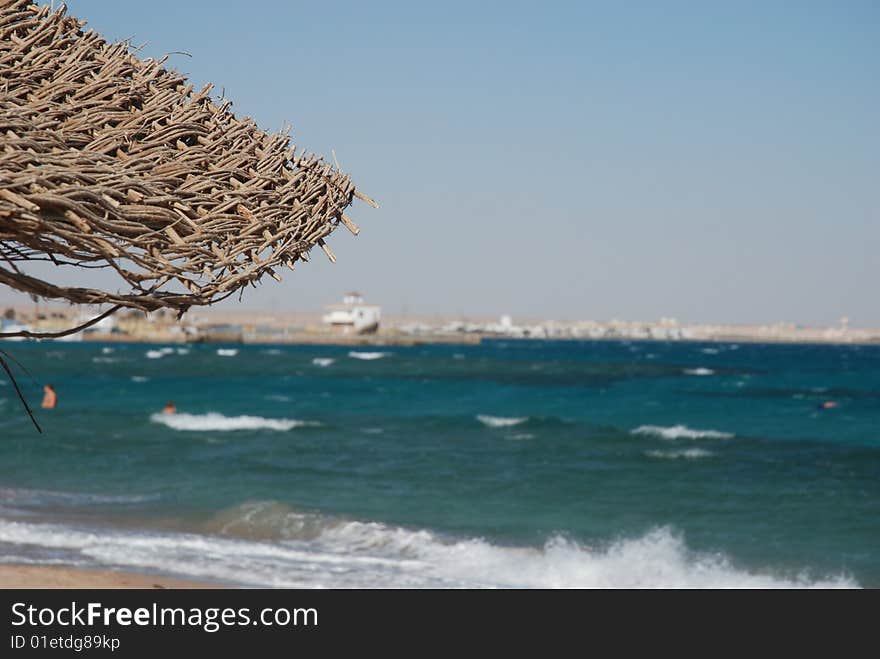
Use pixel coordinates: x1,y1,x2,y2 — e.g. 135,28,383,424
176,348,190,355
508,433,535,441
701,348,720,355
646,448,714,460
477,414,528,428
312,358,335,367
146,347,175,359
217,349,238,357
150,412,318,432
101,347,115,354
348,351,388,360
684,368,715,376
632,425,734,440
131,376,149,383
263,349,282,355
0,513,855,589
92,357,118,364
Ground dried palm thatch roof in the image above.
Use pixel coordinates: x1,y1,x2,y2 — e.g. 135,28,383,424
0,0,376,323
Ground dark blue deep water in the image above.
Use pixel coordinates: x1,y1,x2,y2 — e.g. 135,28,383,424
0,339,877,587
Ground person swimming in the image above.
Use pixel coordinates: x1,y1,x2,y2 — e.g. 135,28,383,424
41,384,57,409
162,400,177,414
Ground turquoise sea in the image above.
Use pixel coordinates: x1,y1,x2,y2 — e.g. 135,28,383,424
0,339,877,587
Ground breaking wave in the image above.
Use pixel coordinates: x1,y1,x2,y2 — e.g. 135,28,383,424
0,503,856,588
477,414,528,428
150,412,318,432
348,351,388,360
312,358,335,367
145,347,175,359
684,368,715,376
632,425,734,440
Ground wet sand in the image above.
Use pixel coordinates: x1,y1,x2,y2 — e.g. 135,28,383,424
0,565,216,589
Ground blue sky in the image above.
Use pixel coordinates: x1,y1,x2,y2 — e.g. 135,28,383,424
6,1,878,324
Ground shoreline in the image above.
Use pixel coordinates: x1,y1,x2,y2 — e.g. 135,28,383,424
0,565,219,589
76,333,880,348
4,303,879,347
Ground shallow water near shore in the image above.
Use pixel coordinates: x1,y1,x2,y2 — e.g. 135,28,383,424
0,339,878,587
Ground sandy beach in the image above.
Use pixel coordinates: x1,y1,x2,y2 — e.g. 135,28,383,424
0,565,215,589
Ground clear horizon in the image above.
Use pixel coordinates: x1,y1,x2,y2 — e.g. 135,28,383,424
3,1,877,326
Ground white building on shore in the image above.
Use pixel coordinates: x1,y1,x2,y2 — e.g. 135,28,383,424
322,292,381,334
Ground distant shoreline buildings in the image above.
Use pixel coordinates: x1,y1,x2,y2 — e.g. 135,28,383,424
397,314,876,344
321,292,381,335
2,301,878,346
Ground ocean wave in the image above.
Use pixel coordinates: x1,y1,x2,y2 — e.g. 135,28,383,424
150,412,319,432
684,368,715,376
645,448,714,460
477,414,528,428
348,351,388,360
145,347,175,359
0,487,159,508
131,376,149,383
701,348,720,355
508,433,535,441
312,358,335,367
101,347,115,354
632,425,734,440
217,349,238,357
0,511,856,589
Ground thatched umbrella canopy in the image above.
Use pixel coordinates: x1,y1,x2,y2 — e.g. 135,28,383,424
0,0,375,334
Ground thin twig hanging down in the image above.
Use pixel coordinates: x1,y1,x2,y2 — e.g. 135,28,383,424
0,349,40,432
0,0,377,318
